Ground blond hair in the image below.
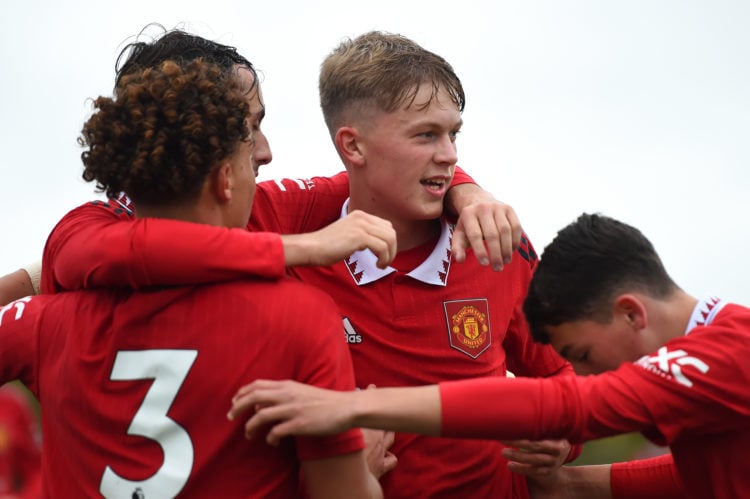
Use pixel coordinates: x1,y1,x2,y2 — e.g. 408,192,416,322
319,31,465,136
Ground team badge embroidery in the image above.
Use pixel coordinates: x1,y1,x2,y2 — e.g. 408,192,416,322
444,299,491,358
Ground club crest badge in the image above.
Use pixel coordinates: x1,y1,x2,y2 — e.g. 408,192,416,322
444,299,491,358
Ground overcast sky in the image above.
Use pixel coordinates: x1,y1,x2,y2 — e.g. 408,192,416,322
1,0,748,303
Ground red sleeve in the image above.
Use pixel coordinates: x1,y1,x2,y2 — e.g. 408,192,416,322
451,165,475,186
249,168,476,233
611,454,685,499
438,368,658,443
42,199,285,293
249,173,350,233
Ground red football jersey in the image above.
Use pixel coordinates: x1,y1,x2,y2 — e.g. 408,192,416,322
41,194,286,294
441,299,750,499
610,454,684,499
273,206,570,499
41,168,570,497
0,279,363,498
41,169,475,294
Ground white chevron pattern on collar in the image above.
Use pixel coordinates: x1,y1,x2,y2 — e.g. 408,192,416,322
340,199,453,287
684,296,727,335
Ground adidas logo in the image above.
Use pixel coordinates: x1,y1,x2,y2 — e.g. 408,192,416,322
343,317,362,344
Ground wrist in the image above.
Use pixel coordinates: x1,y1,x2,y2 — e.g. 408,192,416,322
446,183,493,214
280,234,315,267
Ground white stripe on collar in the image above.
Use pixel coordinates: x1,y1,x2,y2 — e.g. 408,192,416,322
340,199,453,287
684,296,727,335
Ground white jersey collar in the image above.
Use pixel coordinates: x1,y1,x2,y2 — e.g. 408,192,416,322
340,199,453,287
684,296,727,335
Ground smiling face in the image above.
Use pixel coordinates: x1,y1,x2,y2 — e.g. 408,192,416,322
347,83,462,239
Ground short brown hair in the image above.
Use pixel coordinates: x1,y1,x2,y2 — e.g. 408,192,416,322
79,59,252,206
319,31,465,135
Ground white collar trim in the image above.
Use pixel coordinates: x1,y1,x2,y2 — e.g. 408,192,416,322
340,199,453,287
684,296,727,335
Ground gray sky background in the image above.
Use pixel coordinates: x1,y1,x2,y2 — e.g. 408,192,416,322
1,0,748,303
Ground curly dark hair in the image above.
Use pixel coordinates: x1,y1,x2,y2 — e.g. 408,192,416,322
115,24,256,90
79,58,251,205
523,213,679,343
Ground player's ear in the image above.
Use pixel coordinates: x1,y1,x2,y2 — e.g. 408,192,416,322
614,294,647,331
213,161,234,203
335,126,365,167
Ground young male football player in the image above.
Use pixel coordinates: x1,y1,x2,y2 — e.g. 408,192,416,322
0,46,381,498
40,31,579,497
232,213,749,499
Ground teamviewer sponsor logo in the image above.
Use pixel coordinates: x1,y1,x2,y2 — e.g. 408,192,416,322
636,346,709,388
343,317,362,344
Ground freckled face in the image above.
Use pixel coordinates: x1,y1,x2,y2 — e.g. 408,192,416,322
354,83,462,225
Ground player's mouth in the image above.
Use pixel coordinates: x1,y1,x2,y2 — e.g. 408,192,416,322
420,176,449,196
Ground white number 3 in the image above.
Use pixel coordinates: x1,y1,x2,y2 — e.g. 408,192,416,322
99,350,198,498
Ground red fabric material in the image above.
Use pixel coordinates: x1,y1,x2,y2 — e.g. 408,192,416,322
0,281,363,497
611,454,685,499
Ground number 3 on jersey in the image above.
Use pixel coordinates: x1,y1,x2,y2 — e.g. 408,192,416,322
100,350,197,498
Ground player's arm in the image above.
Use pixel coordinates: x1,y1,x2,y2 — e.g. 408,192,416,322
279,211,395,269
230,371,649,444
230,380,442,444
302,452,383,499
0,265,38,305
42,200,288,292
43,167,501,290
524,464,613,499
526,454,684,499
610,454,684,499
255,168,521,270
44,193,395,291
444,174,522,271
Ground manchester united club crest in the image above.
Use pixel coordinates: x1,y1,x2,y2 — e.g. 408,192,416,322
444,299,491,358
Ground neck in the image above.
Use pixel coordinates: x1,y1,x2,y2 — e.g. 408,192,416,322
643,290,699,349
347,199,441,251
134,197,222,227
393,219,442,252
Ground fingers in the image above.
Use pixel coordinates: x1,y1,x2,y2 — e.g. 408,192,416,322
502,206,523,252
451,201,523,271
502,439,570,477
228,379,282,420
382,451,398,475
362,427,398,478
341,211,397,269
453,215,487,266
383,430,395,449
481,209,508,271
228,379,305,440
